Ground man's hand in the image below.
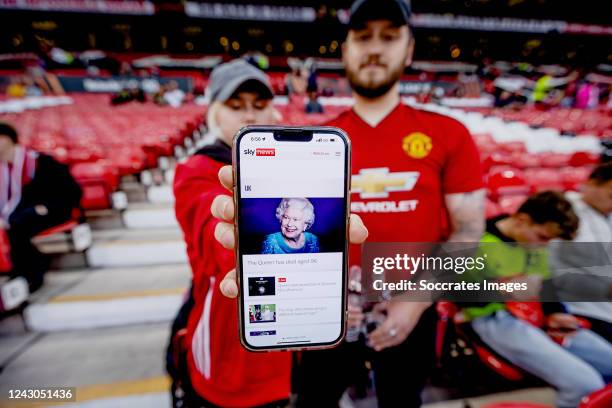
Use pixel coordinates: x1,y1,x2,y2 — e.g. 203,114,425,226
367,301,431,352
211,165,369,298
546,313,581,342
34,205,48,216
547,313,580,331
347,302,365,329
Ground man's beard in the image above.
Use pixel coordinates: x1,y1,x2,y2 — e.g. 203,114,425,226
346,60,404,99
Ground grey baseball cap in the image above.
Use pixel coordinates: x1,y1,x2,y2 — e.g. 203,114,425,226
348,0,411,29
206,59,273,103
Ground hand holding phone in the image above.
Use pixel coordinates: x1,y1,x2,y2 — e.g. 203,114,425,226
211,167,368,298
210,126,369,351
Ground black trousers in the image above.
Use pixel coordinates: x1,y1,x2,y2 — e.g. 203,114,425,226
8,210,70,291
576,314,612,343
295,305,438,408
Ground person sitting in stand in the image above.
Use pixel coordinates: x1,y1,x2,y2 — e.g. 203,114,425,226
0,123,82,291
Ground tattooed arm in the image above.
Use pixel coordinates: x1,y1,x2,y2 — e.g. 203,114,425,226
445,189,486,242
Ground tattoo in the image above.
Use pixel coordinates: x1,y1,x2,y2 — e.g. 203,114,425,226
445,189,486,242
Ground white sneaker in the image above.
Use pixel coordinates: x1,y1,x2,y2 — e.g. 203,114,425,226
0,277,29,311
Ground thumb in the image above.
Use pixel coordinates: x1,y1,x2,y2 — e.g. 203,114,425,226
219,269,238,298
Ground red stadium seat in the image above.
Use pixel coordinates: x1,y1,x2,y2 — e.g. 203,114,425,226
498,194,528,214
487,168,530,200
524,168,564,192
71,162,118,210
488,107,612,138
0,94,205,209
36,220,79,237
482,153,515,172
486,199,503,218
558,166,592,191
79,184,112,210
472,133,496,146
569,151,601,167
579,384,612,408
499,141,527,154
511,153,543,169
435,302,528,383
539,153,571,168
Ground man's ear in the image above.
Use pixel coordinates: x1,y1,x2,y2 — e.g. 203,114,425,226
405,37,415,67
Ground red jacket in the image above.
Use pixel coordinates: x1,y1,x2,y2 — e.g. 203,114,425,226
173,146,292,407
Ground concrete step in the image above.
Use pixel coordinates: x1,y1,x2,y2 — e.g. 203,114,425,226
121,203,177,229
120,180,148,204
50,252,89,270
86,228,186,268
33,224,93,255
146,185,174,205
164,168,175,185
24,264,190,332
0,323,171,402
54,391,170,408
25,294,182,332
90,226,182,242
85,209,125,230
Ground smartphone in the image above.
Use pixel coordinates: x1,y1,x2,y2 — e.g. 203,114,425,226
233,125,351,351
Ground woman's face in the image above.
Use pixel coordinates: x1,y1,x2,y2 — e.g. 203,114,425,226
215,92,274,145
280,207,307,240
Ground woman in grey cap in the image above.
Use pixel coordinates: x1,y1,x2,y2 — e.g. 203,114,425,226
204,58,278,146
170,59,291,408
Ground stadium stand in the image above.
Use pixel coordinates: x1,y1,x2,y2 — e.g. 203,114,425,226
0,94,205,210
1,49,610,408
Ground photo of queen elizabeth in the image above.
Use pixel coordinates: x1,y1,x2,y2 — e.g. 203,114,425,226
261,198,320,254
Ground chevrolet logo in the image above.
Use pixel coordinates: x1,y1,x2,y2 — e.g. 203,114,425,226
351,168,420,199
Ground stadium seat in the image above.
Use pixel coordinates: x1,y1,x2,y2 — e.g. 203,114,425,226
569,151,601,167
523,168,564,192
435,302,528,383
36,220,79,237
486,199,503,218
0,94,205,209
559,166,592,191
498,194,529,214
539,153,571,168
487,168,530,200
579,384,612,408
35,219,92,253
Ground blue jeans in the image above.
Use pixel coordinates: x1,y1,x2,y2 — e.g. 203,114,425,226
471,310,612,408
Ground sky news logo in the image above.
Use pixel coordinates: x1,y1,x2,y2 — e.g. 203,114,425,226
243,148,276,156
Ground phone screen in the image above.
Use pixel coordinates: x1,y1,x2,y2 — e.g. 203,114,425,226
235,127,350,350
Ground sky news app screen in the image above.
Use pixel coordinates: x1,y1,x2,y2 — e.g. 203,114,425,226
236,129,349,349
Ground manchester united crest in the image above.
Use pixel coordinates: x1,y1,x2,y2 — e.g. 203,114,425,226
402,132,432,159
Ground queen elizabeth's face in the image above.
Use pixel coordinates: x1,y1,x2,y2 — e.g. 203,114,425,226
280,207,307,240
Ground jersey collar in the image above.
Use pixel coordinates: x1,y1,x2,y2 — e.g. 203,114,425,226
349,102,404,129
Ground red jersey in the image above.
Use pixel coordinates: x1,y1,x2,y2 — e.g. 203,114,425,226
327,104,483,266
174,151,291,407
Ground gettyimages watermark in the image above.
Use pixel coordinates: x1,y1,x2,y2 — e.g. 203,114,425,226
361,242,612,303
